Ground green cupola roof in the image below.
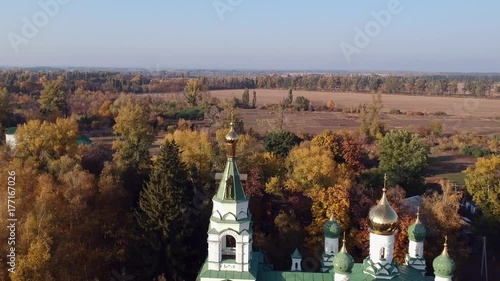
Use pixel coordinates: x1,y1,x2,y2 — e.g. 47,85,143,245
433,237,456,278
214,122,247,202
408,209,426,242
323,216,342,239
333,237,354,274
291,248,302,259
5,127,17,135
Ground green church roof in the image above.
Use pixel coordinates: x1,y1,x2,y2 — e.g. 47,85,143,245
291,248,302,259
408,212,426,242
256,263,429,281
5,127,17,135
323,216,342,239
214,157,247,202
433,240,455,278
333,238,354,274
76,135,92,145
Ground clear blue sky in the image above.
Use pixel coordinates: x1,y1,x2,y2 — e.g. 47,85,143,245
1,0,499,72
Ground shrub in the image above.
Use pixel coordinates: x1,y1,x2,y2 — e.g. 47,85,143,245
389,108,402,115
431,111,448,116
295,96,310,111
430,121,443,137
461,146,493,157
405,111,424,116
174,107,205,120
326,100,335,110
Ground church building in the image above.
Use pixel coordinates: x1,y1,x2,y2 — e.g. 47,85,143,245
197,124,456,281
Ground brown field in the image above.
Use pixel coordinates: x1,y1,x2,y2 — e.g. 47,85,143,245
209,89,500,135
211,89,500,118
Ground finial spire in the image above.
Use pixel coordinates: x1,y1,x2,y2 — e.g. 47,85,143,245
442,236,449,256
340,232,347,253
415,206,421,224
383,173,388,192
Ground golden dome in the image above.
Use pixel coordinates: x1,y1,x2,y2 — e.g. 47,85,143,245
368,187,398,235
225,122,239,143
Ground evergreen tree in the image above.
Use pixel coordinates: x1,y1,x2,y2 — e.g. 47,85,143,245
252,90,257,108
264,130,300,158
136,140,195,281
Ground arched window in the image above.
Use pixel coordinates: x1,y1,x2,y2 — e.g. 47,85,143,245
226,235,236,248
222,235,236,261
380,247,386,260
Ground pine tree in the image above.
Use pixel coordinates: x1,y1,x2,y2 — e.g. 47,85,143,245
136,140,195,281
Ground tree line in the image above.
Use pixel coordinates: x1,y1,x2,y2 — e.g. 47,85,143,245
1,69,500,98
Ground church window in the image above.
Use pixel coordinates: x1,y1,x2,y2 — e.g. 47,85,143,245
380,247,386,260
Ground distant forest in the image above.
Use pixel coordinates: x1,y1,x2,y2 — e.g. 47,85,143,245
1,69,500,98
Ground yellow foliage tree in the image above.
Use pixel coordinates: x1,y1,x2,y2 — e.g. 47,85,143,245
284,143,338,193
15,118,79,167
465,155,500,220
166,129,215,184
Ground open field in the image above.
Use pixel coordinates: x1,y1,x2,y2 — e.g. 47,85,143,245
234,109,500,136
210,89,500,118
207,89,500,135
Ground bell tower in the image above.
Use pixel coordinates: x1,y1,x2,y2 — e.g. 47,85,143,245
206,122,253,272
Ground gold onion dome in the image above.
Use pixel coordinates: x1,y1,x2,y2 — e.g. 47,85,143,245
368,187,398,235
225,122,239,143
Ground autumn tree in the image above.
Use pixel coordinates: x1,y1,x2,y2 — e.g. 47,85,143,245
112,103,154,173
311,129,364,173
0,87,14,128
465,155,500,249
39,76,68,118
136,140,195,281
184,79,204,107
359,92,385,140
421,180,468,266
252,90,257,108
465,155,500,221
242,87,250,107
113,103,155,197
166,128,215,187
14,118,79,168
378,129,430,196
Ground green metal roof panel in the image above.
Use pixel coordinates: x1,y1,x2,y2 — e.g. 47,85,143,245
215,158,247,202
198,252,429,281
5,127,16,135
76,135,92,145
257,263,428,281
